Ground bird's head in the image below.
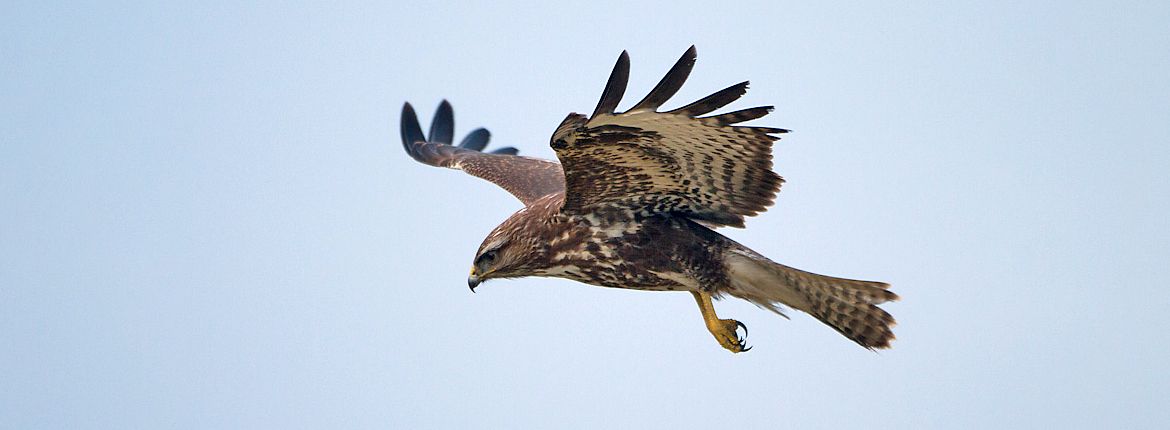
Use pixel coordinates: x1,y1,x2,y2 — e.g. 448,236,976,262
466,211,550,292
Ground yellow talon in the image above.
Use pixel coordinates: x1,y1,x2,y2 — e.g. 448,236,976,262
692,291,751,353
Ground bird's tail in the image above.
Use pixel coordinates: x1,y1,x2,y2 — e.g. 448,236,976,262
722,248,898,349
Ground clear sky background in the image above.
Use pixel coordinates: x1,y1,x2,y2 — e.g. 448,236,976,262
3,1,1169,428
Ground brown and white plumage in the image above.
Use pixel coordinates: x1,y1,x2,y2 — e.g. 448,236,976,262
397,47,898,351
552,47,786,228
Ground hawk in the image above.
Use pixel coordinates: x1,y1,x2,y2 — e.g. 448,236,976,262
399,46,897,352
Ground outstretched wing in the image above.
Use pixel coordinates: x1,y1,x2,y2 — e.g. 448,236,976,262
550,46,787,228
401,100,565,205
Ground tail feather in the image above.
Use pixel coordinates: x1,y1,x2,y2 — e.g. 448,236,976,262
723,248,899,349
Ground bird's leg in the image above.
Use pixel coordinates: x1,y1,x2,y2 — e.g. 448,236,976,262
691,291,750,353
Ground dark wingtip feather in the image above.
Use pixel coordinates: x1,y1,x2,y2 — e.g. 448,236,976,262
429,100,455,144
668,81,750,117
757,127,791,134
707,106,773,125
591,50,630,118
629,45,696,112
489,147,519,155
459,128,491,151
400,102,426,156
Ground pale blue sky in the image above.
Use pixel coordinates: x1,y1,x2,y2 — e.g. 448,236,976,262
3,1,1169,428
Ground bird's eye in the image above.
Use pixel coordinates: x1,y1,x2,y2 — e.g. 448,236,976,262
478,250,498,266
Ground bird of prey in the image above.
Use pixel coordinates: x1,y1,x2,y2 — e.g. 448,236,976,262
398,46,897,352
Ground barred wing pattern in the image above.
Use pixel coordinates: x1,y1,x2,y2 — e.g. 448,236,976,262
400,101,565,206
550,47,787,228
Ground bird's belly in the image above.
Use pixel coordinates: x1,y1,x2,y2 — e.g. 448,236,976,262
541,263,699,292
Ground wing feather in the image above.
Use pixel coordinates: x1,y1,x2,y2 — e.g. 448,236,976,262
428,100,455,144
400,103,427,152
400,101,564,205
591,51,630,118
488,147,519,155
458,128,490,150
705,106,775,125
629,45,696,112
666,81,749,117
551,48,785,228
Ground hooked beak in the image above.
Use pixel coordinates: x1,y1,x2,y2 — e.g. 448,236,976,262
467,267,482,293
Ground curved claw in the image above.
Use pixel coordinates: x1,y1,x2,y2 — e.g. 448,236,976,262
734,321,750,351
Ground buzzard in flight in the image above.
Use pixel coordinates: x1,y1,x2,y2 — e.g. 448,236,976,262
399,46,897,352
